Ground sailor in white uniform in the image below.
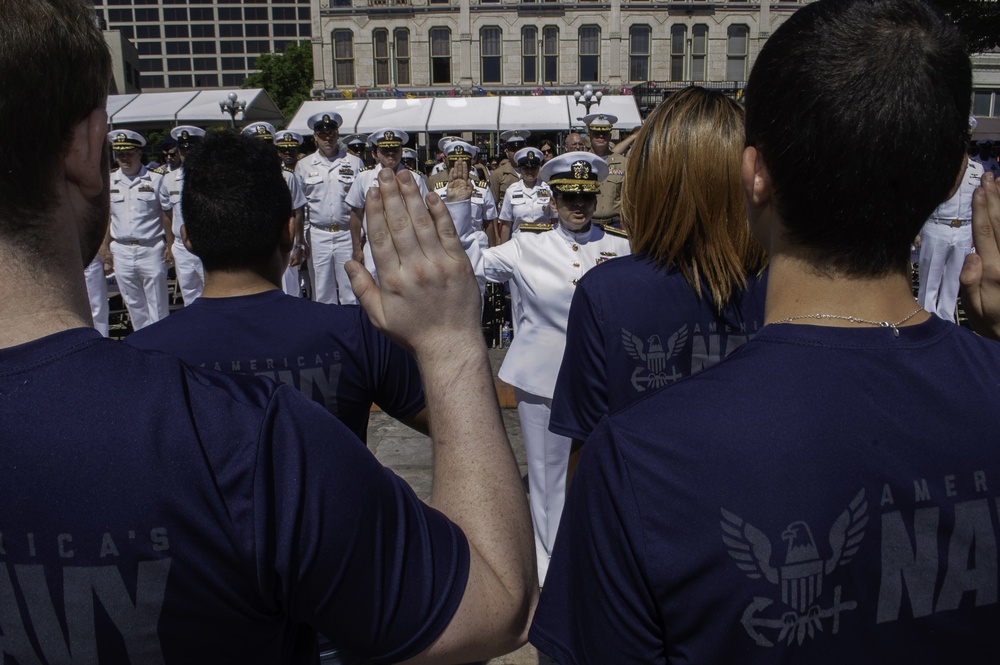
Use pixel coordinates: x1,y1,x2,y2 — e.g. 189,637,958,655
294,112,364,304
471,152,632,584
106,129,169,331
242,123,308,298
345,128,428,282
159,125,206,306
499,147,556,243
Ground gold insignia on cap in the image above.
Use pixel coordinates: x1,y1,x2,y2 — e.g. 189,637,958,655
284,133,293,141
454,145,465,154
385,131,395,141
571,160,592,180
322,115,331,123
181,130,190,140
117,133,127,142
256,125,267,134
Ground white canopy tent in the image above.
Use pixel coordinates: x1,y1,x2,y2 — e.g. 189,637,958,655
355,98,435,134
426,97,502,132
106,88,283,129
285,95,642,135
286,99,368,135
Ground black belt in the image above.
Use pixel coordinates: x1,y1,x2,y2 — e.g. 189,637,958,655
112,236,164,247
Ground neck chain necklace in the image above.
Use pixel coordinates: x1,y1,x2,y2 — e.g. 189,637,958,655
771,306,924,337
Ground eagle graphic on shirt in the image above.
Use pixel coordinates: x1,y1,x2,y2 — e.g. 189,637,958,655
622,325,687,391
721,489,868,613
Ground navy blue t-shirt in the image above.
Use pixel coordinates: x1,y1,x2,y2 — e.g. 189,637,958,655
550,254,767,441
126,290,425,443
0,328,468,663
532,316,1000,663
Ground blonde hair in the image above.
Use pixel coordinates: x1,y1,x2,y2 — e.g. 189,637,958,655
621,86,766,310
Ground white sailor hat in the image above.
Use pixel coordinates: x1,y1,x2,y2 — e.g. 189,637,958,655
970,116,978,132
107,129,145,151
307,112,343,133
437,135,464,152
514,147,543,167
402,147,418,160
274,131,304,149
580,113,618,132
500,129,531,146
242,122,276,141
444,140,478,161
368,128,408,148
344,134,367,148
171,125,206,148
539,151,608,193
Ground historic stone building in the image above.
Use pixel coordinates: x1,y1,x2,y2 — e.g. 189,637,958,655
309,0,806,99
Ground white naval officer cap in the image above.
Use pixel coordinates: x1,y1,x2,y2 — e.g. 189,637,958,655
500,129,530,146
107,129,145,151
514,147,543,167
171,125,206,148
307,112,343,133
539,151,608,193
274,131,304,149
368,128,408,148
242,122,276,141
402,147,418,160
444,140,478,161
437,135,464,152
344,133,367,148
580,113,618,132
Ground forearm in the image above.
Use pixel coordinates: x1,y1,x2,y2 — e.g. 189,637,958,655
349,208,364,255
419,337,536,655
162,212,174,245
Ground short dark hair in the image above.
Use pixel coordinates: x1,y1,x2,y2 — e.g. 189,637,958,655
0,0,112,244
745,0,970,276
181,131,291,272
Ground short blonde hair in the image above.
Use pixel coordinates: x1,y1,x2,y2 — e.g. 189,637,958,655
621,86,766,310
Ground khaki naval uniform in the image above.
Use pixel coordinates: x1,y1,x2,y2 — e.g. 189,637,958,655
489,161,520,205
593,152,626,225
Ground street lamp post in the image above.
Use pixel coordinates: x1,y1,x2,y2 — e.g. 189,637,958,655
219,92,247,128
573,83,603,115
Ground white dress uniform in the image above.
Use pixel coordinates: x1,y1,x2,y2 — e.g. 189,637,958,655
295,149,364,304
917,158,983,322
475,223,631,583
159,166,204,306
499,180,556,235
345,163,428,281
281,167,307,297
84,255,109,337
109,165,169,329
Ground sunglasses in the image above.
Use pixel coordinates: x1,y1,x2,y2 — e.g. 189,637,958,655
558,191,597,204
315,130,338,139
541,148,553,154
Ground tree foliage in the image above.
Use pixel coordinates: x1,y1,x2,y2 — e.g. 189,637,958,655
242,40,313,126
931,0,1000,53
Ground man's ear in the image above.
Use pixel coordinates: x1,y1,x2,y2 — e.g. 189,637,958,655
741,146,773,209
63,108,108,199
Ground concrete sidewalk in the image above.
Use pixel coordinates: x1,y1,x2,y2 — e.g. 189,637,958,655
367,348,556,665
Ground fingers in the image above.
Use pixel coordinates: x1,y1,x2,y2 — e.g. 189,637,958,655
972,173,1000,266
346,259,384,328
959,252,983,317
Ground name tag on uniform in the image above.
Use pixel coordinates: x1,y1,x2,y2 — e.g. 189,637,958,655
308,171,321,178
110,188,120,194
511,193,525,202
169,190,180,196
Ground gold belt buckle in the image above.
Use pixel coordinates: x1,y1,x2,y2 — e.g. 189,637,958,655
950,219,963,228
130,240,141,246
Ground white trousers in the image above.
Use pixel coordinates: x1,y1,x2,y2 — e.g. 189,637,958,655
110,240,169,330
515,388,571,586
918,221,972,322
307,226,356,305
172,240,204,307
84,256,108,337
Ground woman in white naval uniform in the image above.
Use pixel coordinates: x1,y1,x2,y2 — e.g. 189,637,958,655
476,152,631,584
498,147,556,243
